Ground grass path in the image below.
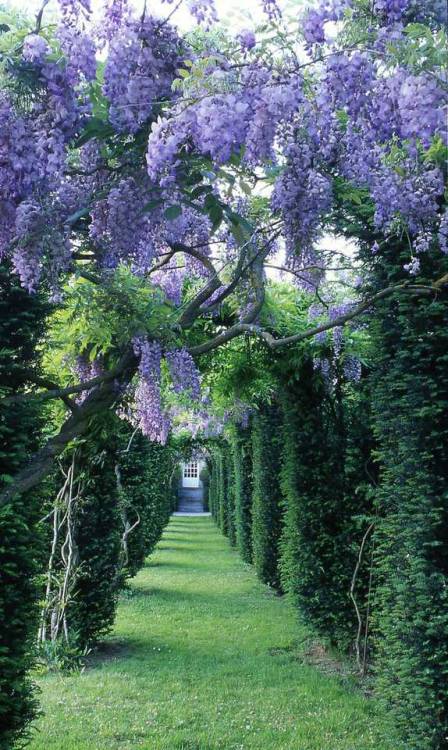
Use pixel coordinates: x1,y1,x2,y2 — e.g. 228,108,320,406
29,517,393,750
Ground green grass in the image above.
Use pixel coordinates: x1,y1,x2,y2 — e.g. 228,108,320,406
29,517,393,750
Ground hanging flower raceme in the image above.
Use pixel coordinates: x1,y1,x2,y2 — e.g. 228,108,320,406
102,17,182,133
166,348,201,402
132,337,171,443
73,354,104,403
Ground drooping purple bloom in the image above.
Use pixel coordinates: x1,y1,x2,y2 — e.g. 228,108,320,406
238,29,256,52
166,348,201,402
22,34,50,63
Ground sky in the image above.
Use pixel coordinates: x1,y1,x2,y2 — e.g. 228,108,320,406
9,0,283,32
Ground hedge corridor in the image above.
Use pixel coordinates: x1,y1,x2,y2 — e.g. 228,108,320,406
207,285,448,750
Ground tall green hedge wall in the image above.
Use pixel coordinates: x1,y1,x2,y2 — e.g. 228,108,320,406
119,428,174,578
230,424,253,564
207,262,448,748
369,246,448,750
0,263,47,750
40,416,175,653
279,356,373,649
251,405,284,589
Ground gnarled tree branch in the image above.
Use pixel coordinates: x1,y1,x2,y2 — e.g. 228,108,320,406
0,350,137,509
188,281,437,356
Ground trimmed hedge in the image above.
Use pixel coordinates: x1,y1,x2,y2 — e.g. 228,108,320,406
369,245,448,750
279,356,373,649
230,424,253,563
0,263,47,750
67,424,123,649
39,417,175,653
251,405,284,589
224,444,236,546
118,427,174,578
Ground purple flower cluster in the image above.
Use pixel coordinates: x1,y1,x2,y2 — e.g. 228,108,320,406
34,61,86,180
308,46,447,250
152,267,185,306
438,212,448,255
96,0,130,43
371,164,444,235
89,177,156,270
57,0,91,22
343,356,362,381
398,73,447,148
322,52,375,119
166,348,201,401
56,24,96,85
237,29,256,52
261,0,281,21
0,96,40,208
13,202,44,292
73,354,104,403
187,0,218,27
103,18,181,133
132,338,170,443
403,257,420,275
373,0,409,23
329,302,353,356
134,380,170,443
146,66,302,178
272,142,332,260
302,0,351,47
22,34,49,63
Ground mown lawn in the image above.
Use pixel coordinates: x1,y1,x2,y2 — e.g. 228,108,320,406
29,517,393,750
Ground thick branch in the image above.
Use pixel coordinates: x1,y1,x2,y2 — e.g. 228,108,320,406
188,282,434,356
0,350,137,509
176,242,223,327
23,374,78,412
1,366,126,408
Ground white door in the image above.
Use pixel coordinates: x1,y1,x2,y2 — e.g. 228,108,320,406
183,461,200,488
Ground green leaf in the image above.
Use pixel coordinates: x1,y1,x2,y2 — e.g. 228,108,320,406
164,205,183,220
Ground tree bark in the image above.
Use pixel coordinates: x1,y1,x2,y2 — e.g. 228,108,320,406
0,350,137,508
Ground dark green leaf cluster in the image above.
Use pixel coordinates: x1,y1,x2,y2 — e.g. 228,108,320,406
0,262,48,750
367,243,448,750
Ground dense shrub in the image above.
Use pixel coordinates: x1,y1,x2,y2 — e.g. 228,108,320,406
119,428,174,577
369,245,448,750
0,263,47,749
200,463,210,512
212,444,236,540
251,405,284,589
67,424,123,649
39,417,175,652
229,424,253,563
279,356,373,649
223,444,236,546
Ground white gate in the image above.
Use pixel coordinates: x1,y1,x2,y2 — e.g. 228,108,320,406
182,461,200,488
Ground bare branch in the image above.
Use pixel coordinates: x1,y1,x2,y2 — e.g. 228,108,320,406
34,0,50,33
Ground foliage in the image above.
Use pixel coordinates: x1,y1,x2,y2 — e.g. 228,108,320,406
0,262,47,749
368,242,448,750
118,425,174,578
46,270,173,367
64,422,123,650
0,1,447,747
38,415,175,657
229,423,253,564
251,405,284,590
278,354,373,650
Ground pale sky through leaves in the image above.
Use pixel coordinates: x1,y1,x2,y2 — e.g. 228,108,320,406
10,0,280,31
